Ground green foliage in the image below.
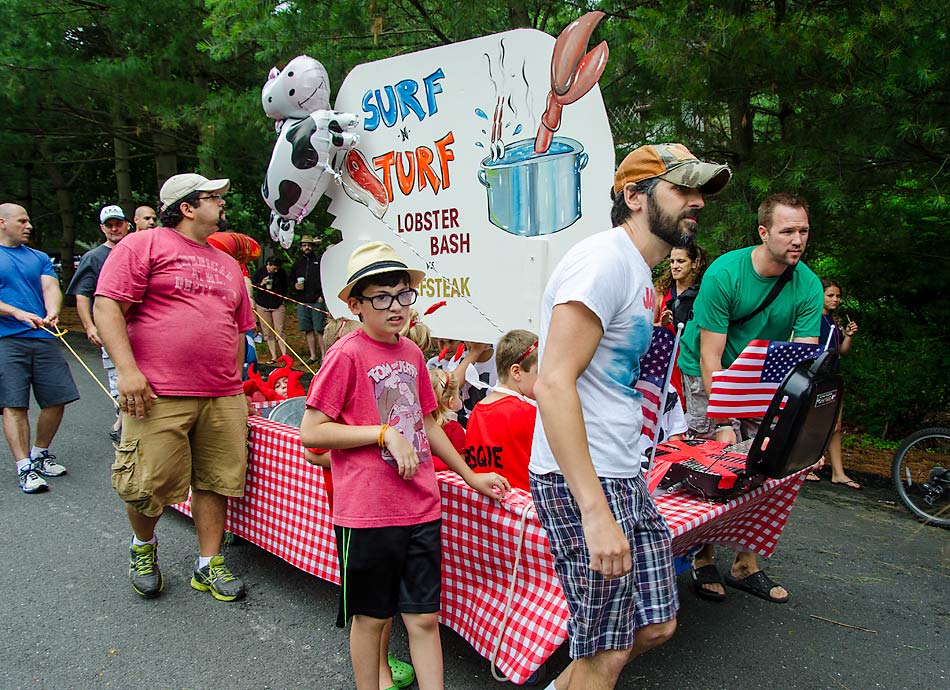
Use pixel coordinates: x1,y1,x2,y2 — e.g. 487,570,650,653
0,0,946,432
600,0,949,433
842,433,900,452
842,332,950,438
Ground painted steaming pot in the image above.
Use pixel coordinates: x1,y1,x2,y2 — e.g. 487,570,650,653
477,137,588,237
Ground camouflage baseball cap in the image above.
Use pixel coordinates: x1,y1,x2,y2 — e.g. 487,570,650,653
613,143,731,196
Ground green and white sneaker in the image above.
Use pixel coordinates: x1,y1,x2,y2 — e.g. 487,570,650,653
129,542,163,598
190,555,246,602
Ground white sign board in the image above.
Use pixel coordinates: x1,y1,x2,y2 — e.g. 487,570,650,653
323,27,615,342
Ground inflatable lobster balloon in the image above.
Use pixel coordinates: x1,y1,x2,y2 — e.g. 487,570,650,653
261,55,360,249
207,232,262,266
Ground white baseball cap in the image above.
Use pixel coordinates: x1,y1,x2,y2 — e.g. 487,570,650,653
159,173,230,208
99,205,128,223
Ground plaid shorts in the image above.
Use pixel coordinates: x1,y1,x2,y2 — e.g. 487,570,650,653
530,471,678,659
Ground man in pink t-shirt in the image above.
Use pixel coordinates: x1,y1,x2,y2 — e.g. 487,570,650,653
95,173,255,603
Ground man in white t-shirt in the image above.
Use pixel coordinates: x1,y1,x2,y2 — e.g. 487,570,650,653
529,143,731,690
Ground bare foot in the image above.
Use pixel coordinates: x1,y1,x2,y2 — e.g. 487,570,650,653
831,477,862,490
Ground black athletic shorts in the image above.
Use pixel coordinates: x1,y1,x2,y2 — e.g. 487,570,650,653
334,519,442,627
0,337,80,409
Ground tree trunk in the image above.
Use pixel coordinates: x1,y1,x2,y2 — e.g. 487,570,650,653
22,162,34,217
728,94,755,165
40,143,77,285
507,1,531,29
114,134,133,216
193,75,215,176
151,59,179,192
154,129,178,193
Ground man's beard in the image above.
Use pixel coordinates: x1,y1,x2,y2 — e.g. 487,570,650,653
215,213,229,232
647,195,697,248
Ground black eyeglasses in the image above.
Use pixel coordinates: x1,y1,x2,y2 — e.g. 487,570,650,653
196,193,224,202
355,289,418,310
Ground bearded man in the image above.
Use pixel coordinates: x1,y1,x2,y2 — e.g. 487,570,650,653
95,174,254,602
529,144,731,690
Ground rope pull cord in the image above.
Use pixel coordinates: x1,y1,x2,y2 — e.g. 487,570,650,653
254,283,333,318
43,320,315,409
40,325,120,409
253,307,317,376
489,498,536,682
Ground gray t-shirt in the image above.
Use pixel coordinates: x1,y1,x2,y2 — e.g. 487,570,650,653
529,227,655,478
66,243,112,312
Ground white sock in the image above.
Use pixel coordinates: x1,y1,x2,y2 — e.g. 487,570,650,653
16,458,32,472
30,446,48,459
131,535,156,547
197,555,214,569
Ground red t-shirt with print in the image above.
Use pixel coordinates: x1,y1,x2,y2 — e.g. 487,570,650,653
463,395,536,491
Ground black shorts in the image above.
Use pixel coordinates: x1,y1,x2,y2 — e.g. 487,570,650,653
334,519,442,627
0,337,80,409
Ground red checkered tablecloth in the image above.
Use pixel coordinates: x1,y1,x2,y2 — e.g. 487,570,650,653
173,417,806,685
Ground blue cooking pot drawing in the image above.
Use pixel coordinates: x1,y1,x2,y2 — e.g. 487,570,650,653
477,137,588,237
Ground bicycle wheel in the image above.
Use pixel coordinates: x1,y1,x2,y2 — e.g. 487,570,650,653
892,427,950,528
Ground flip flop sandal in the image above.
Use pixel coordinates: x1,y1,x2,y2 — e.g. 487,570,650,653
691,563,726,602
388,652,415,689
724,570,789,604
805,472,822,482
831,479,862,491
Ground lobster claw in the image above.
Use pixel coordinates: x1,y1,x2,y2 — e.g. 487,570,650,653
550,11,608,105
536,11,609,153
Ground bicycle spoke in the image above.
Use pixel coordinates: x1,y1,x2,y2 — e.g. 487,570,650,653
893,428,950,528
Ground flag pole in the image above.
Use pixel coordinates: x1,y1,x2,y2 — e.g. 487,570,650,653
645,322,684,476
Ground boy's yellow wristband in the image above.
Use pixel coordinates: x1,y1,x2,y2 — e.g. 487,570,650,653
378,424,390,448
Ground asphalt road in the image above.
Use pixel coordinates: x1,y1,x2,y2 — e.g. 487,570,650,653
1,333,947,690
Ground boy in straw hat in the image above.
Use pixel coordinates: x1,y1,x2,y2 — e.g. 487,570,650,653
300,241,510,690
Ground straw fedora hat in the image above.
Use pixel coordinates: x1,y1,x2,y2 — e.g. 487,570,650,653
338,242,426,301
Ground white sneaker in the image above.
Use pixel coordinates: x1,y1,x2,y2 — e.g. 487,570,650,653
32,451,67,477
18,468,49,493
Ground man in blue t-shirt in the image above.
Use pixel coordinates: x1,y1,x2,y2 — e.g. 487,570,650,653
0,203,80,494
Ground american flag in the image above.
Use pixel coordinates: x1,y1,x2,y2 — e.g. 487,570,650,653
634,327,676,440
707,340,821,418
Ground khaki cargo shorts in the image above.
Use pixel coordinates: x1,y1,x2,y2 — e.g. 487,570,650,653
681,374,760,441
111,394,249,517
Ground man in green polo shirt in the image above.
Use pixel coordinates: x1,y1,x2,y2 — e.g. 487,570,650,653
678,192,823,605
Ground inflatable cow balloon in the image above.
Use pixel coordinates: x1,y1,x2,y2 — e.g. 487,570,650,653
262,54,331,123
261,55,360,248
